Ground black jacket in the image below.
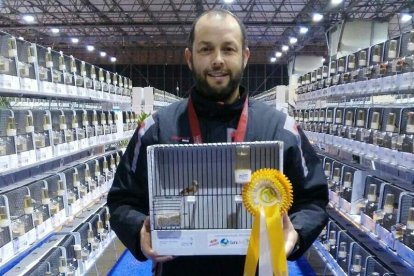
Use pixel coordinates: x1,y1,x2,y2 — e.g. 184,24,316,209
107,88,329,275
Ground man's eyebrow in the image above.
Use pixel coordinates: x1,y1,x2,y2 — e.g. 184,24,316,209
197,41,213,46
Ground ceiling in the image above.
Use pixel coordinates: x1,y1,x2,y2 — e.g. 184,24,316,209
0,0,411,65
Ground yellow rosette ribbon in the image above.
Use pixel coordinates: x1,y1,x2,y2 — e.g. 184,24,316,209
242,169,293,276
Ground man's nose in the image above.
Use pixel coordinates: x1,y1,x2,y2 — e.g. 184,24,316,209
212,50,224,68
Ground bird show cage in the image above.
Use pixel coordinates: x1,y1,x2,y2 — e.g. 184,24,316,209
147,141,283,255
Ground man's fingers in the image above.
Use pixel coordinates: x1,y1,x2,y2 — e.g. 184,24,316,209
153,255,175,263
140,217,174,263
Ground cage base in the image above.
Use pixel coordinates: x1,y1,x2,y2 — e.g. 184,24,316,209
152,229,253,255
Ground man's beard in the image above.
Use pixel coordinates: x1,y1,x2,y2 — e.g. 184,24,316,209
192,61,244,102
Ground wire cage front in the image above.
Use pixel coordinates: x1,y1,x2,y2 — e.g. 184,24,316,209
147,141,283,255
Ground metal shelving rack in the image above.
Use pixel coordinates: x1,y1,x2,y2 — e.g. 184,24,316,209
0,31,135,275
294,29,414,275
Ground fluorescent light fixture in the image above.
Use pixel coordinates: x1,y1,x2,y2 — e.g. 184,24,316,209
289,37,298,44
224,0,234,3
110,57,117,62
299,27,309,34
23,15,35,23
86,45,95,51
51,28,59,34
270,57,277,63
275,51,282,58
282,45,289,52
331,0,343,5
100,51,107,57
313,13,323,22
401,13,412,23
71,37,79,44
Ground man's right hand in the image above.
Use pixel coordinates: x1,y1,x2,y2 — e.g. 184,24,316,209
140,217,175,262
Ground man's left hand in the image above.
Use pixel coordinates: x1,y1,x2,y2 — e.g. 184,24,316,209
282,214,299,257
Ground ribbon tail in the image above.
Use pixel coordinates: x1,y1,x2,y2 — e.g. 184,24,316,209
265,206,288,276
244,212,260,276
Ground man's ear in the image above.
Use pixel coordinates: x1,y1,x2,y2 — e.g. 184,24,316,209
185,48,193,71
243,47,250,69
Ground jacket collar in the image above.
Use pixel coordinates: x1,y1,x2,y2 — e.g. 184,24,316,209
190,86,248,121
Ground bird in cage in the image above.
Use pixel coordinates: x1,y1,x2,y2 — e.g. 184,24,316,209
179,180,199,196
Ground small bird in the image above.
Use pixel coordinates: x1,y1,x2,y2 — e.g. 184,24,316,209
179,180,199,196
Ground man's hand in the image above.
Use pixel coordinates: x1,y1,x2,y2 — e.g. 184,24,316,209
140,217,174,262
282,214,299,257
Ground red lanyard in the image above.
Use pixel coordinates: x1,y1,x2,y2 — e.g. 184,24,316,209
187,96,249,143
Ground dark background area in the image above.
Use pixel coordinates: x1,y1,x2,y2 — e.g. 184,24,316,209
100,63,289,97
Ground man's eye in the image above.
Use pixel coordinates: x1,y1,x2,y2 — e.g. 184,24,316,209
200,47,210,52
225,47,236,52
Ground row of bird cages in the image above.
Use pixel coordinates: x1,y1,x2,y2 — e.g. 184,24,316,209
318,220,393,276
0,150,121,266
0,109,133,172
296,106,414,155
320,151,414,271
0,32,132,98
4,204,112,276
297,29,414,94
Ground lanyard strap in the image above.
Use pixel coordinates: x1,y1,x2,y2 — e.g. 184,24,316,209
187,95,249,143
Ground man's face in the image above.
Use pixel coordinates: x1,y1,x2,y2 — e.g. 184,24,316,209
185,13,250,103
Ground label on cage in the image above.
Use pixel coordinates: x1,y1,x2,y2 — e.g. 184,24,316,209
70,199,82,216
69,141,78,152
207,233,250,249
0,242,14,264
18,150,35,166
360,213,376,233
56,83,65,94
329,190,340,205
78,87,86,97
13,233,28,253
0,74,12,89
0,155,10,172
156,235,194,250
36,218,53,240
376,224,395,249
51,209,66,228
79,138,88,149
234,169,252,184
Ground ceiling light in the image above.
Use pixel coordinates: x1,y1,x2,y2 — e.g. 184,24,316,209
18,36,24,41
282,45,289,52
23,15,35,23
51,28,59,34
322,58,326,63
401,13,412,23
299,27,309,34
86,45,95,51
312,13,323,22
71,37,79,44
100,51,107,57
270,57,276,63
331,0,343,5
289,37,298,44
275,51,282,58
224,0,234,3
110,57,117,62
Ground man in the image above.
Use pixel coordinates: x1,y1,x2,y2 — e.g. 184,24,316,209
107,8,328,276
